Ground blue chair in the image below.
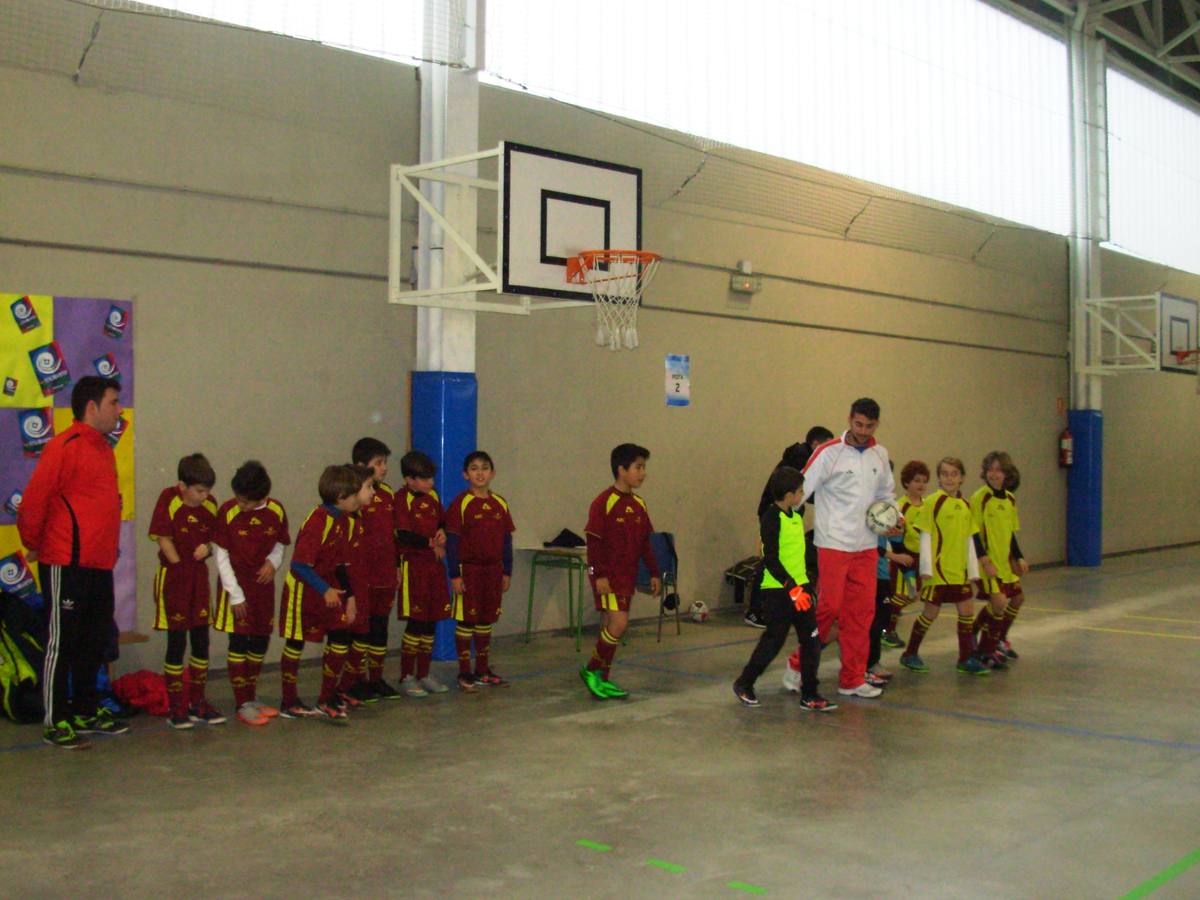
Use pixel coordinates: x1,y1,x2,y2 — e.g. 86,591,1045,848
637,532,680,642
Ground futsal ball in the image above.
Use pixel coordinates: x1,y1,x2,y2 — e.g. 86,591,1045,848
688,600,709,623
866,499,902,536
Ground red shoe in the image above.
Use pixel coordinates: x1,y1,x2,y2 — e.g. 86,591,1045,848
236,704,269,726
475,669,509,687
315,701,348,723
337,691,363,709
253,703,279,718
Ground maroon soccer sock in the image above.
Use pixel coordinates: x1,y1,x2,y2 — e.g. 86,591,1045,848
319,641,348,704
366,645,386,683
905,615,932,656
338,641,367,693
164,663,186,717
400,632,418,679
416,635,434,679
887,594,911,633
227,652,248,708
1000,594,1024,640
587,628,619,676
956,614,975,662
280,643,303,707
973,606,993,638
472,625,493,676
455,624,473,675
245,650,265,703
187,656,209,707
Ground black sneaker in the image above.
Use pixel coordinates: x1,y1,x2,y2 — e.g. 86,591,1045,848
72,708,130,735
348,682,380,704
733,681,759,706
372,679,402,700
43,721,91,750
743,610,767,629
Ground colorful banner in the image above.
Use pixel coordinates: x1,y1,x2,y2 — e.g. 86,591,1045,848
1,294,136,630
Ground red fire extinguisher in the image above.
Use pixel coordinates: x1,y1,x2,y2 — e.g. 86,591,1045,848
1058,427,1073,468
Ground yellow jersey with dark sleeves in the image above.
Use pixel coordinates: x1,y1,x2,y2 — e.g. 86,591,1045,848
970,485,1021,583
914,489,977,586
897,496,922,555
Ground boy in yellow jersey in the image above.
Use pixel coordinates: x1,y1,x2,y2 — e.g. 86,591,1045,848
881,460,930,649
970,452,1028,668
899,457,989,676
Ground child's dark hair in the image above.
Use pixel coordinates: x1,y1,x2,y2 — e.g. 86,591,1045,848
980,450,1016,481
352,437,391,466
352,463,375,487
1005,465,1021,493
900,459,930,487
937,456,966,477
319,464,366,505
177,453,215,488
463,450,494,471
849,397,880,420
610,443,650,478
70,375,120,421
231,460,271,502
400,450,436,479
767,465,804,501
805,425,834,446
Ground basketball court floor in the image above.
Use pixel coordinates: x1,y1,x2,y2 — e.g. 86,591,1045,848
2,545,1198,898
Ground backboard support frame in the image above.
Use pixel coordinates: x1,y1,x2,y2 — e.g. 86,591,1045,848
1080,291,1200,376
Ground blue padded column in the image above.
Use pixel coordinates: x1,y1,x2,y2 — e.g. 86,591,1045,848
411,371,477,660
1066,409,1102,567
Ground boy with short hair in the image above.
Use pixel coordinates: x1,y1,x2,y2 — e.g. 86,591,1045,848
970,451,1029,667
394,451,451,697
881,460,929,648
345,438,402,702
149,453,222,729
734,466,835,711
580,443,660,700
211,461,290,726
279,465,371,721
445,451,515,691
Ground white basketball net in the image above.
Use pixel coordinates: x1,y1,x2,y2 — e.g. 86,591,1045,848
572,251,661,351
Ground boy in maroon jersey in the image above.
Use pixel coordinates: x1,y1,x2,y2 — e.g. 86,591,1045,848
580,443,660,700
149,453,221,729
211,461,290,726
445,451,516,691
278,465,372,721
345,438,403,702
337,463,383,709
394,450,451,697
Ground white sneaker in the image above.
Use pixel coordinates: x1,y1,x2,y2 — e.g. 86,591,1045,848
400,676,428,698
781,663,801,694
837,682,883,698
419,676,448,694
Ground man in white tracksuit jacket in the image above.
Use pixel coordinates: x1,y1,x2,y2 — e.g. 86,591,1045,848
801,398,896,697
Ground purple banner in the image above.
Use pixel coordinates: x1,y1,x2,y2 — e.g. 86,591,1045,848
52,298,135,407
0,411,39,525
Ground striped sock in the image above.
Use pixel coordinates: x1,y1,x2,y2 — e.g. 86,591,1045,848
319,642,348,704
455,625,473,674
400,632,419,679
956,614,975,662
367,644,386,683
887,593,913,632
245,650,266,703
187,656,209,707
587,628,620,677
1000,594,1024,640
473,624,493,676
416,635,435,679
338,641,368,692
164,662,186,717
227,651,248,708
973,605,994,638
905,614,933,656
280,643,303,707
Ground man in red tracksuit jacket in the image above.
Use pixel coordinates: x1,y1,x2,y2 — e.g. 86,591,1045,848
18,376,128,749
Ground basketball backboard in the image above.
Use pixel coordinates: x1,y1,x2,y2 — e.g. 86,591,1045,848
1159,293,1199,374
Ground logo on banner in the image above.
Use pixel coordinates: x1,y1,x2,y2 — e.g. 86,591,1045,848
93,353,120,380
19,408,53,457
9,296,40,333
3,491,22,516
104,305,129,339
0,552,37,601
106,413,128,448
2,377,16,396
28,341,71,396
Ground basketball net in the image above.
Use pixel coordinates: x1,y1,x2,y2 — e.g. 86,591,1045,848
567,250,662,350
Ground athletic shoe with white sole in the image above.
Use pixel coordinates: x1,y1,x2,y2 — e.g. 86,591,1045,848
43,721,91,749
798,695,838,712
733,682,759,706
400,676,428,698
419,676,449,694
837,682,883,698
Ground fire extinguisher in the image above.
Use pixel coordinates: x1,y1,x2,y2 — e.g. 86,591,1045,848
1058,427,1073,468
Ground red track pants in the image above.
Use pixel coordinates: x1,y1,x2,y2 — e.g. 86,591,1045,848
816,547,877,690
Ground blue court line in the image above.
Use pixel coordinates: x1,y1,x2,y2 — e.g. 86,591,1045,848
620,660,726,682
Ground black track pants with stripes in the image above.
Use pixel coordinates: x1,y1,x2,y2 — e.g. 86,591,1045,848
39,563,114,727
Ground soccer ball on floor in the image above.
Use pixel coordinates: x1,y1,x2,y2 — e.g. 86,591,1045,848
688,600,709,622
866,499,902,535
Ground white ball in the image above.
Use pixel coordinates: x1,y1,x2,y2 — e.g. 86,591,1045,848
866,499,901,536
688,600,709,623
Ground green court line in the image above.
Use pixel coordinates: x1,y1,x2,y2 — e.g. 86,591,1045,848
1120,847,1200,899
728,881,767,895
646,858,686,873
576,839,612,853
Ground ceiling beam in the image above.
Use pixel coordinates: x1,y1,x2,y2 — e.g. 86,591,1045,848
1158,18,1200,55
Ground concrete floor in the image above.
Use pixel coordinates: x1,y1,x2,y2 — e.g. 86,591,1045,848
3,546,1199,899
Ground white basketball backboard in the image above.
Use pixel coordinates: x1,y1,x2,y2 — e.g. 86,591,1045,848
1159,293,1199,373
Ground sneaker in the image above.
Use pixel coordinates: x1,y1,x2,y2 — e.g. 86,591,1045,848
837,682,884,698
598,679,628,699
248,701,279,718
981,652,1009,671
457,672,479,692
72,708,130,735
957,656,990,676
899,654,930,673
799,695,838,712
781,663,802,694
400,676,428,698
315,701,349,722
1000,640,1019,660
743,610,767,629
43,721,91,750
579,666,607,700
880,630,906,649
336,691,364,710
372,679,402,700
419,676,449,694
475,669,509,687
167,715,195,730
733,681,759,706
279,701,318,719
864,671,891,688
236,704,269,726
188,701,227,725
347,682,380,704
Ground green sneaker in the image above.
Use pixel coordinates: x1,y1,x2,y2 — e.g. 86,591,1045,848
73,708,130,735
598,679,628,699
957,656,990,677
899,654,930,673
880,631,906,650
43,721,91,750
579,666,607,699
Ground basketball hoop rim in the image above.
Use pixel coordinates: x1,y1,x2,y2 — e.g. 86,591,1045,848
1172,348,1200,364
566,249,662,283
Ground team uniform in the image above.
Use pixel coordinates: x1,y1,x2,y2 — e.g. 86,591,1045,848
970,484,1025,660
884,495,922,638
445,489,515,684
395,487,450,686
902,490,982,670
583,487,658,680
351,482,400,692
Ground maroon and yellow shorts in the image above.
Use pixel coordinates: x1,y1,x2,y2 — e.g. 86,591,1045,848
591,578,632,613
279,580,352,643
398,559,451,621
153,563,211,631
978,576,1023,599
919,583,974,605
453,562,503,624
211,586,275,637
368,583,397,617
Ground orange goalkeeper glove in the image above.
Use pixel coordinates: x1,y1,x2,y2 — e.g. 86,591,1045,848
789,584,812,612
